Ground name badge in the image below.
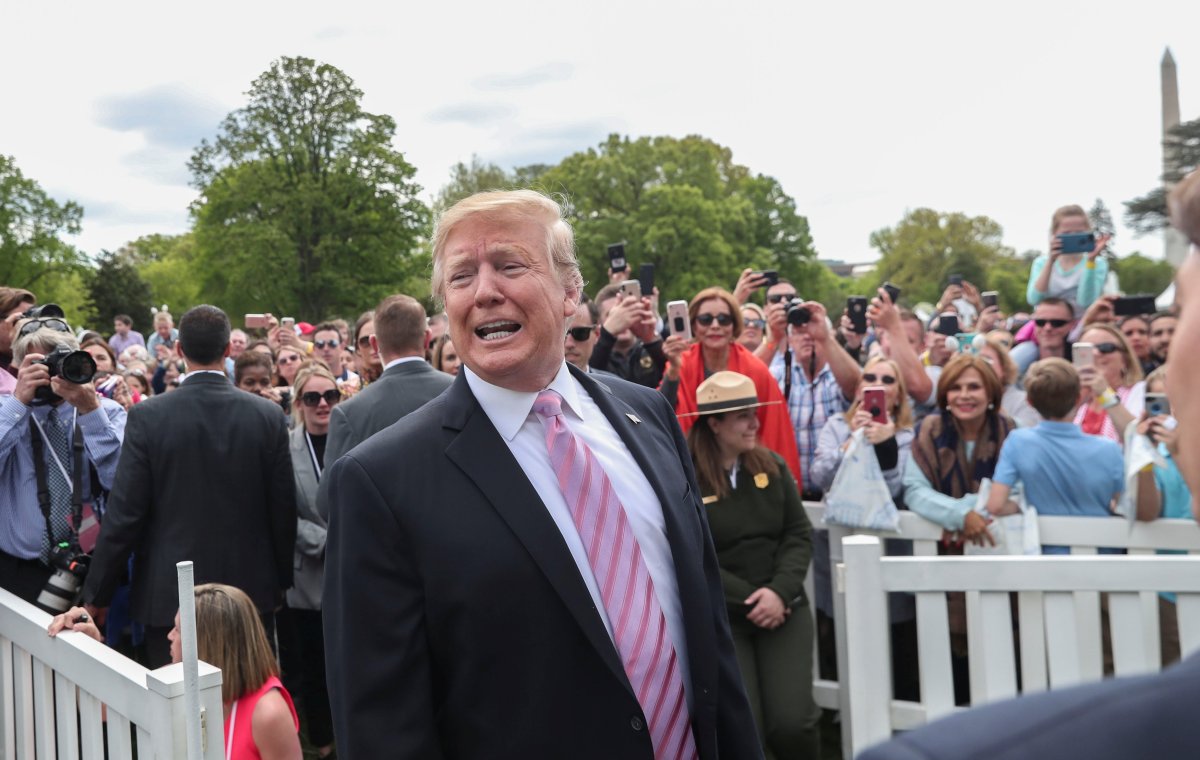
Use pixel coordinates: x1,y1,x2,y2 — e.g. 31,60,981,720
754,473,770,489
702,495,719,505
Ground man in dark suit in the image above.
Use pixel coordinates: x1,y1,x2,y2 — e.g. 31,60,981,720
316,293,452,520
82,305,296,667
861,170,1200,759
323,190,762,760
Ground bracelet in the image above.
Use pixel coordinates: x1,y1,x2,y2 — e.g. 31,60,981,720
1086,260,1096,270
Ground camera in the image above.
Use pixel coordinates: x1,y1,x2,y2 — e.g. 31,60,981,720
35,543,90,615
33,347,98,405
786,299,811,327
22,303,66,320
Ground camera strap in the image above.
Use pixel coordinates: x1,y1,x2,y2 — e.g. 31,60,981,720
782,346,793,402
29,412,85,553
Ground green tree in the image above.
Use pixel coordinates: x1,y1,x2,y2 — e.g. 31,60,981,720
870,209,1019,308
84,249,155,328
122,233,205,315
0,155,88,293
1088,198,1118,258
1112,253,1175,296
435,155,515,213
529,134,817,304
1125,118,1200,234
188,56,429,320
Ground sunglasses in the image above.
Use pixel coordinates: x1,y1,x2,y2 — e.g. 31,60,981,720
566,326,597,341
278,354,301,365
1034,318,1070,329
357,335,373,349
17,317,70,339
696,313,734,326
767,293,797,304
300,389,341,407
313,338,340,349
863,373,897,385
1094,342,1121,355
744,319,766,330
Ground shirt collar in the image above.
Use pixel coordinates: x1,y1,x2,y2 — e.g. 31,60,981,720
464,362,582,442
384,356,425,371
182,370,228,383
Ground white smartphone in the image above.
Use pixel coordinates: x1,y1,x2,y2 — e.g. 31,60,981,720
1072,342,1095,369
619,280,642,299
666,300,692,341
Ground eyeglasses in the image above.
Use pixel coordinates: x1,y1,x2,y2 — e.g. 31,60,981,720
17,317,70,339
744,319,766,330
566,326,597,341
1094,342,1121,355
1034,318,1070,329
696,313,734,326
357,335,373,349
313,338,340,350
767,293,797,304
278,354,301,365
300,389,341,407
863,373,897,385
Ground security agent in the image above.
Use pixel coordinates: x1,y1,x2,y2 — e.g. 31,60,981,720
0,320,125,605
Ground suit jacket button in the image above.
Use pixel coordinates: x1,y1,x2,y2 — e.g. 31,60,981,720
630,716,645,732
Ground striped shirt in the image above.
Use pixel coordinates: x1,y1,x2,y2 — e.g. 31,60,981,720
769,351,851,493
0,395,126,560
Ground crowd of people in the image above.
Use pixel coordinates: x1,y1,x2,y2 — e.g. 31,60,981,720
0,175,1198,760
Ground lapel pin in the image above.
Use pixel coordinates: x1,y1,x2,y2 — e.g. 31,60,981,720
754,473,770,489
626,413,641,425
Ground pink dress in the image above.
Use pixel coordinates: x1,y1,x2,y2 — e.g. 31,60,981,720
223,675,299,760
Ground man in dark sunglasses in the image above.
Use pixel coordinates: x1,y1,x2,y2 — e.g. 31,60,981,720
1010,297,1076,383
564,302,602,374
311,322,360,390
588,283,667,387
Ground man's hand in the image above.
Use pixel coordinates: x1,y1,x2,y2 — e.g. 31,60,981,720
936,284,964,311
602,294,646,337
153,342,172,364
733,268,768,305
961,511,996,547
1082,294,1118,327
839,314,863,348
53,377,101,414
607,267,630,284
13,353,50,406
961,281,983,311
662,335,688,380
801,301,832,343
47,606,103,642
868,288,902,332
630,294,660,344
975,305,1002,334
763,300,787,345
745,587,788,629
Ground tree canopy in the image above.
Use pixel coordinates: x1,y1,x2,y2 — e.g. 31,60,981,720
187,56,430,319
1112,253,1176,297
0,155,88,294
1125,117,1200,235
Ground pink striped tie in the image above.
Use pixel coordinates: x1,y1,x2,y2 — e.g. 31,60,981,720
532,390,698,760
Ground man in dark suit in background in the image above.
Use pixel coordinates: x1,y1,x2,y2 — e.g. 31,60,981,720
323,190,762,759
83,305,295,667
316,293,452,520
861,171,1200,759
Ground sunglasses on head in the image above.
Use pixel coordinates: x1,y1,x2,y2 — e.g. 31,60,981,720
744,319,766,330
300,389,341,407
696,313,734,327
313,338,340,349
1034,318,1070,329
863,372,897,385
566,325,597,341
1094,342,1121,355
17,317,70,339
767,293,797,304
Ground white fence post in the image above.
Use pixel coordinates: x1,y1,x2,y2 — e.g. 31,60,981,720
841,536,892,757
177,561,204,760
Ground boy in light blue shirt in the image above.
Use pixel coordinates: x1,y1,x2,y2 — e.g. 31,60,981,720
987,358,1124,553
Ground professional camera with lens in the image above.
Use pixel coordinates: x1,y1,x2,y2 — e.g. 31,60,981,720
786,298,812,327
22,303,66,320
35,543,90,615
32,347,97,405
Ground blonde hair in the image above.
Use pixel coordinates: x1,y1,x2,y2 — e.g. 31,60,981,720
1025,358,1080,419
430,190,583,306
1145,365,1167,392
193,584,277,704
153,311,173,327
847,356,914,430
291,362,339,427
982,337,1018,386
1079,322,1144,387
1050,204,1091,235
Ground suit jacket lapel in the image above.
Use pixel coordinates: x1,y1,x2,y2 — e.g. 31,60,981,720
440,375,632,695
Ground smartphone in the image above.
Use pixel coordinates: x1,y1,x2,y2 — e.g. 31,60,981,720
1146,393,1171,418
1113,295,1157,317
281,317,295,331
245,313,271,329
863,387,888,425
619,280,642,299
1058,232,1096,254
935,313,959,337
948,274,963,287
638,263,655,297
607,243,627,273
752,270,779,289
666,300,692,341
847,297,869,334
882,282,902,305
981,291,999,309
1072,342,1095,369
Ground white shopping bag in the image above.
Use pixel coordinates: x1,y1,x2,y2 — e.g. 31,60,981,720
964,479,1040,556
822,429,900,531
1117,423,1169,521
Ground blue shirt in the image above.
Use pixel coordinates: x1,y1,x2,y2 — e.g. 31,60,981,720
0,395,126,559
993,421,1123,518
769,353,850,492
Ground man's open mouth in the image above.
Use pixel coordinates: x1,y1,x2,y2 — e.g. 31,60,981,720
476,321,521,341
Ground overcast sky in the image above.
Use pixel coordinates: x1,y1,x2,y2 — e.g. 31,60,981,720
2,1,1196,268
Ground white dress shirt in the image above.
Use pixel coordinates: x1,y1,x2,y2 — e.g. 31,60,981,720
383,356,426,371
464,363,693,704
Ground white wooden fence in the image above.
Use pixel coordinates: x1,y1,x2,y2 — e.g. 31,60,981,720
840,535,1200,757
800,502,1200,759
0,587,224,759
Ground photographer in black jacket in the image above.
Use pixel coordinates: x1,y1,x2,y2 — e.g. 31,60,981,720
588,283,667,387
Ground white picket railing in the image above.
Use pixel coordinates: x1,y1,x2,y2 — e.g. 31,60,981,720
799,502,1200,759
0,587,224,759
840,535,1200,757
